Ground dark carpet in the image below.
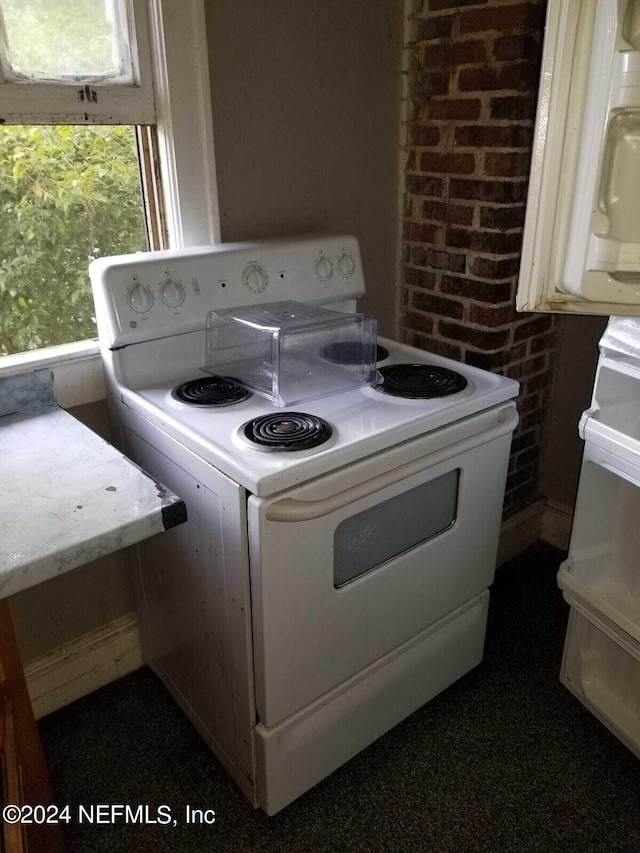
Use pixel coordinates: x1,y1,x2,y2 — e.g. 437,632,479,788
39,544,640,852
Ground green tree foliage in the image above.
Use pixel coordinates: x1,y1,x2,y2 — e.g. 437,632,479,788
0,125,147,355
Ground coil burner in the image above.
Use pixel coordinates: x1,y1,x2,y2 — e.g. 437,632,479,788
171,376,252,407
240,412,333,452
375,364,468,399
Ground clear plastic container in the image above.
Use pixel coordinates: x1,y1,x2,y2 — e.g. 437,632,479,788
203,301,378,407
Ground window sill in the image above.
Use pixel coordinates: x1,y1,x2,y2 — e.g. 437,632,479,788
0,341,106,410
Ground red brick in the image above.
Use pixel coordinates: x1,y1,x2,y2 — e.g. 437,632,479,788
422,200,475,226
405,332,463,361
405,151,417,171
407,221,440,243
454,124,532,148
413,290,465,320
403,310,435,335
407,124,441,146
516,393,542,415
446,227,522,254
466,344,526,370
493,33,540,62
525,369,555,394
506,463,537,491
422,248,467,273
509,430,537,454
403,265,421,287
479,205,526,230
420,151,476,174
506,355,545,380
469,301,520,327
415,15,454,42
530,329,558,353
450,178,528,203
406,174,445,196
513,315,554,342
429,0,488,9
439,320,510,351
468,256,521,279
519,409,546,430
490,95,537,120
460,3,545,35
411,70,451,97
421,40,486,70
441,274,513,303
403,265,438,289
424,98,482,120
506,481,539,509
485,151,531,177
458,63,538,93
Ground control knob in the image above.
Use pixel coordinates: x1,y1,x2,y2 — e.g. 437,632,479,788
315,257,333,281
127,284,154,313
243,263,268,294
337,253,356,278
160,278,185,308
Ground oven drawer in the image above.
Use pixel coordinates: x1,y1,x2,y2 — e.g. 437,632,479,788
248,415,514,726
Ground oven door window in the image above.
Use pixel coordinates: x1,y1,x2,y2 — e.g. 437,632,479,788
334,469,459,587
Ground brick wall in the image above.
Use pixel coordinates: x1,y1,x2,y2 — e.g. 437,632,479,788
399,0,557,515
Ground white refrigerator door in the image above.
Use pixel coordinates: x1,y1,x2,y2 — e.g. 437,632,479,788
518,0,640,315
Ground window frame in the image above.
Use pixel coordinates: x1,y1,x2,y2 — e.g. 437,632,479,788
0,0,220,404
0,0,156,122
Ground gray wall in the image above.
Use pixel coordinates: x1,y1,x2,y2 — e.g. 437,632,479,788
206,0,403,335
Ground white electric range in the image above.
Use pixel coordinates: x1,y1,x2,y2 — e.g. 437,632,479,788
91,234,519,814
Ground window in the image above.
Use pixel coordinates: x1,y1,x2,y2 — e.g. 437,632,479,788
0,0,219,363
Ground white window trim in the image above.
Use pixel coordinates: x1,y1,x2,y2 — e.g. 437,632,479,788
0,0,220,405
148,0,220,249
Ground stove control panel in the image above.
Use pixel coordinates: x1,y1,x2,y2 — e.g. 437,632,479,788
91,234,365,347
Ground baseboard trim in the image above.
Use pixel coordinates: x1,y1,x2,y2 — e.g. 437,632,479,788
541,500,574,552
24,613,142,720
497,499,545,567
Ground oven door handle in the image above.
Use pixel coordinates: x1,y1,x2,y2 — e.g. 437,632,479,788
264,406,518,521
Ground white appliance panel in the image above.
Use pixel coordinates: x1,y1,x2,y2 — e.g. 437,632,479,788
255,591,490,816
120,423,257,802
249,416,513,727
91,234,365,347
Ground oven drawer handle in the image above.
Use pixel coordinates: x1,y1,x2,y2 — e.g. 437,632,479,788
264,406,518,522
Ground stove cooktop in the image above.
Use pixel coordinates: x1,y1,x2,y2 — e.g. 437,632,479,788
115,335,519,496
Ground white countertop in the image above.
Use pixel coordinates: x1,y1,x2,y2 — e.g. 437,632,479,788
0,403,186,599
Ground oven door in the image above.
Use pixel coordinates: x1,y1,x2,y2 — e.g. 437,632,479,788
248,404,518,727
